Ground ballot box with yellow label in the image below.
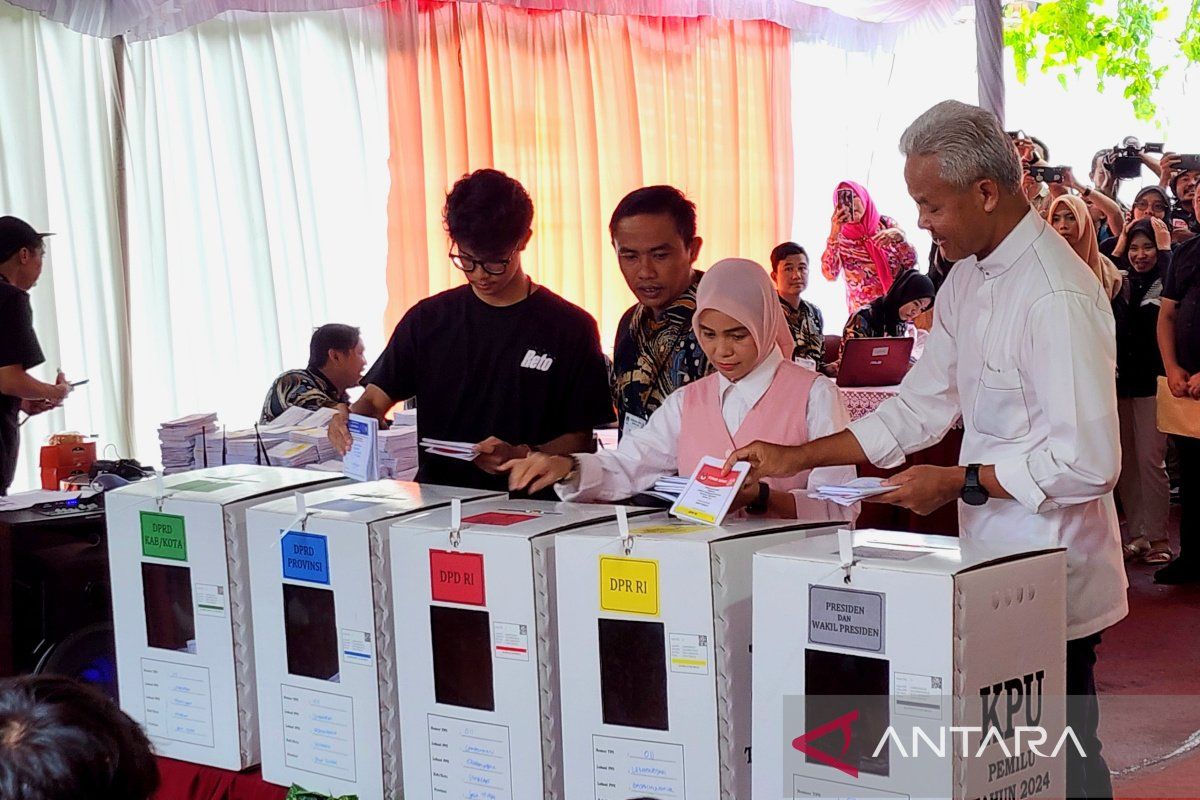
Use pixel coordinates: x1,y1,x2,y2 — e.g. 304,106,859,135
752,529,1068,800
390,499,656,800
245,481,500,798
554,513,845,799
106,465,344,770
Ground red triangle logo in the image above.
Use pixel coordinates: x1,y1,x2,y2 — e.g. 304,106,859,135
791,709,860,778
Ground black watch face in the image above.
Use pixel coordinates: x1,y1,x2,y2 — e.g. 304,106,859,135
962,487,987,506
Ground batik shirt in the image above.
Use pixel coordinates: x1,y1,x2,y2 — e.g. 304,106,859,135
612,271,711,434
780,296,825,366
820,215,917,312
260,368,348,424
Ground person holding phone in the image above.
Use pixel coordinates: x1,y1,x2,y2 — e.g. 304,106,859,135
821,180,916,313
0,216,72,495
1159,152,1200,242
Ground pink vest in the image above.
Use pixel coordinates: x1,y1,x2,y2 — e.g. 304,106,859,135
677,359,817,495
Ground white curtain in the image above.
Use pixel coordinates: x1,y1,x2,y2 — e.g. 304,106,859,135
10,0,966,48
0,3,131,492
789,8,978,332
121,6,390,462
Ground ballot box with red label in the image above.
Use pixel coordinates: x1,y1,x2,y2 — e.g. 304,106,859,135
244,481,500,798
752,529,1068,800
106,466,344,770
389,499,655,800
554,512,845,800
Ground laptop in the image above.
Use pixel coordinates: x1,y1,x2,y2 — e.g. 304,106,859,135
836,336,915,388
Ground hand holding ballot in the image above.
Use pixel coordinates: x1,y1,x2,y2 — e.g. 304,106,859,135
474,436,532,474
501,451,573,493
327,407,353,456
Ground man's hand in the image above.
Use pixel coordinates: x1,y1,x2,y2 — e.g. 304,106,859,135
500,452,572,494
1159,152,1182,186
475,437,530,474
729,479,764,513
874,465,964,516
1188,372,1200,401
20,398,56,416
723,441,808,479
328,410,352,456
1167,366,1191,398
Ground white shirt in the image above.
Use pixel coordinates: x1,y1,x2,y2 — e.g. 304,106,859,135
559,349,858,523
848,210,1128,639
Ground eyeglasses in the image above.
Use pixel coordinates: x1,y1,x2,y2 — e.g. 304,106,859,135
448,249,513,276
1134,201,1168,214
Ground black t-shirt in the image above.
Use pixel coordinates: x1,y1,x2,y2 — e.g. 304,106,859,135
0,278,46,493
1163,237,1200,373
364,284,615,490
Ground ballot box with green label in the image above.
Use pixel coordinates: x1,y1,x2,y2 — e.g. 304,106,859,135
106,465,344,770
389,499,655,800
752,529,1068,800
554,512,845,800
244,480,500,798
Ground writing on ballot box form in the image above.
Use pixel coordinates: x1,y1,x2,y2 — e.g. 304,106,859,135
245,480,500,798
554,513,846,800
752,529,1068,800
106,465,344,770
389,499,655,800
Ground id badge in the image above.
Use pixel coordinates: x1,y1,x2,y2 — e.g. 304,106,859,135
622,414,648,437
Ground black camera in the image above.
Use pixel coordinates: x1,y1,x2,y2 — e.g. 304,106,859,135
1025,164,1066,184
1108,137,1164,180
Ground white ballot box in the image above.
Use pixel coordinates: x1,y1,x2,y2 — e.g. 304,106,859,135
555,513,846,800
106,465,344,770
390,499,655,800
245,480,500,798
752,529,1068,800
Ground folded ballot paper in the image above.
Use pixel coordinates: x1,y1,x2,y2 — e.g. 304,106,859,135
807,476,894,506
419,438,479,461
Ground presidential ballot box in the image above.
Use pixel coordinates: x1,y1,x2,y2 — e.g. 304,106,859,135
106,465,344,770
390,499,655,800
752,529,1068,800
555,513,845,800
245,481,500,798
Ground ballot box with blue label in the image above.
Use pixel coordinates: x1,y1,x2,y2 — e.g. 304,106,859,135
245,480,500,798
106,465,344,770
752,529,1067,800
554,513,845,800
389,499,655,800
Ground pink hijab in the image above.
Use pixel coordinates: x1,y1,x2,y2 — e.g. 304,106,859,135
836,180,895,293
693,258,794,371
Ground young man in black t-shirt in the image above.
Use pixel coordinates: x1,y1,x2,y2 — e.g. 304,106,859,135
329,170,614,491
1155,190,1200,585
0,217,72,495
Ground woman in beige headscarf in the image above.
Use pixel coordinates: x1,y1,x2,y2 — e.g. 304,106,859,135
1048,194,1122,299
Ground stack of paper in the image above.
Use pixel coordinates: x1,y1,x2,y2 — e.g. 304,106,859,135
289,426,337,464
419,438,478,461
644,475,688,503
379,425,418,478
307,460,345,473
265,441,319,468
807,477,893,507
392,408,418,428
158,413,219,474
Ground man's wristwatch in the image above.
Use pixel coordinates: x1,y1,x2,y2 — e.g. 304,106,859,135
747,482,770,515
960,464,989,506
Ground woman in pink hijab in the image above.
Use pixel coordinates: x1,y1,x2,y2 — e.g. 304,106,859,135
501,258,857,521
821,180,917,312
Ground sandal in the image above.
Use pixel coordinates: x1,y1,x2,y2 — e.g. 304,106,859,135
1142,543,1174,566
1123,538,1151,561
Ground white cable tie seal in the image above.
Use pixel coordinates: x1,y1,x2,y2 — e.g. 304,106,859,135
617,507,632,555
449,498,462,549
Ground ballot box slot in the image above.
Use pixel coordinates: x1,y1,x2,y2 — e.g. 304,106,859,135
804,648,891,777
283,583,339,681
598,618,668,731
430,605,495,711
142,562,196,653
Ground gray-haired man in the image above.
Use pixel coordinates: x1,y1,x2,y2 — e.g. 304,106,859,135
727,100,1126,799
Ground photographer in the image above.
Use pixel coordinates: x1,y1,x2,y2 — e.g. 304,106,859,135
1158,152,1200,243
1101,186,1171,261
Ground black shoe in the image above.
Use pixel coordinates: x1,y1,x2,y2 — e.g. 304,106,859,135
1154,558,1200,585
